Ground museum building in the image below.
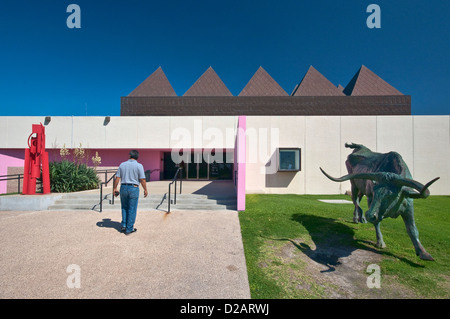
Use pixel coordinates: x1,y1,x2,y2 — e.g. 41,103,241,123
1,65,448,210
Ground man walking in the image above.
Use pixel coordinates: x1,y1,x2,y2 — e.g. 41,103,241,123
113,150,148,235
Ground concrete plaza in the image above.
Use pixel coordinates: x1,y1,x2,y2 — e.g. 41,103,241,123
0,206,250,298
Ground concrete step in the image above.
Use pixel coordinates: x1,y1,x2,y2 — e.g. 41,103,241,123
47,203,237,211
56,193,236,200
52,198,237,205
47,192,237,211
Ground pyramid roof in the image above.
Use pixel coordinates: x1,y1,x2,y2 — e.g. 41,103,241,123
343,65,403,96
292,66,345,96
128,67,177,97
239,66,288,96
183,67,232,96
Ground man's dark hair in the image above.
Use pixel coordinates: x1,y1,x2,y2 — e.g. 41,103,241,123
129,150,139,160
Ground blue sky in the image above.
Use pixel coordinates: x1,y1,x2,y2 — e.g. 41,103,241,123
0,0,448,116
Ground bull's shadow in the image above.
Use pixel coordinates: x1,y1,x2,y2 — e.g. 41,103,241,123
268,213,422,271
289,213,365,272
262,214,364,272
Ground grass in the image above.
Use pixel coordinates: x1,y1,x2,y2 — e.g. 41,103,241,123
238,194,450,299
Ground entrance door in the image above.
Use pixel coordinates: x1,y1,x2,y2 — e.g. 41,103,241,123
187,152,209,180
163,152,177,180
163,152,187,180
185,151,234,180
198,158,208,179
209,162,233,180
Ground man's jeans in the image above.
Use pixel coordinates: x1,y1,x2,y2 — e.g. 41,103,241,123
120,184,140,233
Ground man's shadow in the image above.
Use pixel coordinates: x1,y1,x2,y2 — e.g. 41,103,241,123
96,218,122,232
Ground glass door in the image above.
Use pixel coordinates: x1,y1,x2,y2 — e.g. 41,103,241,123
163,152,177,180
198,155,209,180
187,152,198,179
187,152,209,180
164,152,187,180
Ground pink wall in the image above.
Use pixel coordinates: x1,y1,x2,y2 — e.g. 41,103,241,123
0,150,25,194
236,116,246,211
73,149,163,181
0,148,164,194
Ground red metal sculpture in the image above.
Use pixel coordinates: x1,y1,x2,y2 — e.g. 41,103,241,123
23,123,50,195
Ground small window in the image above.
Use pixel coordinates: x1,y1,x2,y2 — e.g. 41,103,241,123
278,148,301,172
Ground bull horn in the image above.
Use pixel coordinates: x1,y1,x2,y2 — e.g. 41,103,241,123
319,167,383,183
396,177,440,199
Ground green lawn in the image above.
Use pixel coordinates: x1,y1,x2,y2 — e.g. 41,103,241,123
239,194,450,299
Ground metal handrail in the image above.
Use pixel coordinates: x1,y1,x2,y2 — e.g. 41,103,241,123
96,169,118,183
168,167,183,213
1,168,117,196
0,174,24,194
0,173,43,194
98,172,116,212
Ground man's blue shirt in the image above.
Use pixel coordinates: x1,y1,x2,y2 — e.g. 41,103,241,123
116,159,145,185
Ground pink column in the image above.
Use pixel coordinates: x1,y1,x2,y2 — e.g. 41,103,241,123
236,116,246,211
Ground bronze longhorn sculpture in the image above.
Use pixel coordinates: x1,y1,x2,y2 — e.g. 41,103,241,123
320,143,439,261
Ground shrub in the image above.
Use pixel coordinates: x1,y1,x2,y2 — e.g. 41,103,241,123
49,160,100,193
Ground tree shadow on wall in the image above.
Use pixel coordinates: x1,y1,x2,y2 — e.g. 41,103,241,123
264,151,297,188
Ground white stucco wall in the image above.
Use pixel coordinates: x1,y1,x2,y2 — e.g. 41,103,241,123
0,116,238,150
412,116,450,193
0,115,448,195
245,115,450,195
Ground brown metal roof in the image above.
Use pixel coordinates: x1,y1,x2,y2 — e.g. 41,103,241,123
128,67,177,97
239,66,288,96
123,65,410,116
292,66,345,96
343,65,403,96
183,67,232,96
121,95,411,116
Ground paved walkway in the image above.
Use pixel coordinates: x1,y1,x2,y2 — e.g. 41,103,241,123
0,207,250,298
